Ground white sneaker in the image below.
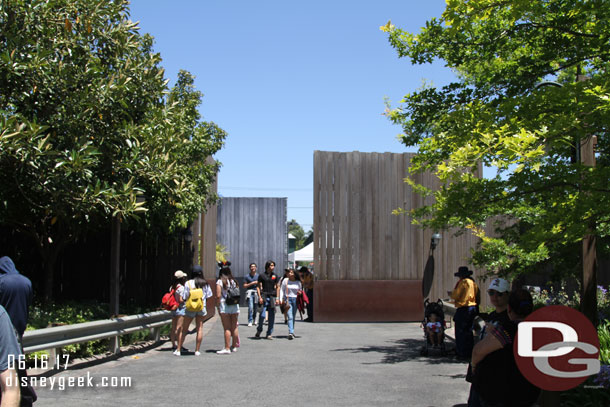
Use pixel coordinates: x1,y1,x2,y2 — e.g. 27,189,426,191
231,347,238,353
248,322,252,327
216,348,231,355
195,351,201,356
173,350,181,356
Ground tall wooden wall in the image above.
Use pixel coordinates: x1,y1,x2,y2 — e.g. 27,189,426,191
216,198,287,280
192,170,219,281
313,151,489,321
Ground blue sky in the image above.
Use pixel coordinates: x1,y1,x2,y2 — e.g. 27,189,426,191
129,0,455,231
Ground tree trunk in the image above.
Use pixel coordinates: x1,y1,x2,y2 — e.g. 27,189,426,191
41,241,62,301
580,135,598,326
109,215,121,317
43,254,56,300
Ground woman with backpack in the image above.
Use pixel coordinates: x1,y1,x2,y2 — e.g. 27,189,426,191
170,270,188,354
175,265,213,356
216,264,240,354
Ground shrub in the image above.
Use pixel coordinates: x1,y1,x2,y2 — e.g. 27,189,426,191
598,285,610,323
599,321,610,366
560,375,610,405
528,284,610,398
530,283,580,310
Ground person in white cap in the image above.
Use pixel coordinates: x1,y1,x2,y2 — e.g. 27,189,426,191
485,277,511,327
466,277,511,407
171,270,188,355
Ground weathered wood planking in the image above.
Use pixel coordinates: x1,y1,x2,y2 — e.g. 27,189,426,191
313,151,497,309
216,197,287,279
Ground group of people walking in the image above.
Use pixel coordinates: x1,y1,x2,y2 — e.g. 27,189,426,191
450,267,540,407
244,261,313,338
169,260,313,355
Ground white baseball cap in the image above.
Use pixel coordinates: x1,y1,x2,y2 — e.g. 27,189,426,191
488,278,510,293
174,270,187,279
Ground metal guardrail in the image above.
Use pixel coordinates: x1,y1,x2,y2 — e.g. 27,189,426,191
22,310,172,354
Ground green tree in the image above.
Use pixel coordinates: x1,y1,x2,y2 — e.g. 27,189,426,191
133,70,225,234
0,0,225,298
383,2,610,287
288,219,311,250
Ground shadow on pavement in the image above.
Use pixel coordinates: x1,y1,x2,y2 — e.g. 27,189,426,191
331,338,468,366
29,339,167,378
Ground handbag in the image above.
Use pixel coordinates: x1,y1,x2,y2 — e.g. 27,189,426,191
280,299,289,313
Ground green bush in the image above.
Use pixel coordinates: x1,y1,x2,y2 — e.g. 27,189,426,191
528,284,610,396
599,321,610,366
530,283,580,310
599,286,610,323
560,375,610,406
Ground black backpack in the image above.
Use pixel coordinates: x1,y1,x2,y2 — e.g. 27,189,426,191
225,281,241,305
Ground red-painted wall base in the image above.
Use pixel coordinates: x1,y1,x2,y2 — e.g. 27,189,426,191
313,280,424,322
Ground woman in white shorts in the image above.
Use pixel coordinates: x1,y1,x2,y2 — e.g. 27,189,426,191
216,265,240,354
171,270,187,353
176,266,213,356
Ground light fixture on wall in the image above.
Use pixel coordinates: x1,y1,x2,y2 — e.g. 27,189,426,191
430,233,441,251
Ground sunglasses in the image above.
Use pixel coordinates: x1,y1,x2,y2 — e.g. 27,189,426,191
488,290,506,297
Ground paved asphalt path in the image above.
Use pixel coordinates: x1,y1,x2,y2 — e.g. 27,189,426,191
31,308,470,406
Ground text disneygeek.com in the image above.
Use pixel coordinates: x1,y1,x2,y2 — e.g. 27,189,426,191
8,373,132,390
7,354,131,390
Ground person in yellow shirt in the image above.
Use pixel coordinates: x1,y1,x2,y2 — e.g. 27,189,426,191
451,266,480,359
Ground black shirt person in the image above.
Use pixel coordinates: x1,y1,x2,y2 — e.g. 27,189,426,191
255,260,279,339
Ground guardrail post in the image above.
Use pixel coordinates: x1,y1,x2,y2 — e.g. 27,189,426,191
109,336,120,354
48,347,56,362
149,327,161,342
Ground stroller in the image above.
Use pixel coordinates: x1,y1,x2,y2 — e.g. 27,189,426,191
420,298,447,356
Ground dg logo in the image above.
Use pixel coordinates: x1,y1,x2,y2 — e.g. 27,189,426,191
515,305,600,391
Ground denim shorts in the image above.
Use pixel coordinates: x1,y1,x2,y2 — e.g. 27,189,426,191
173,307,186,317
185,309,207,318
219,301,239,314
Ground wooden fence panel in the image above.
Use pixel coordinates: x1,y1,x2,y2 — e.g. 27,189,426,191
313,151,490,308
350,152,361,280
216,198,287,279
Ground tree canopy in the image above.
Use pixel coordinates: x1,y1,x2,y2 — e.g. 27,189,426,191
288,219,312,251
382,0,610,279
0,0,226,297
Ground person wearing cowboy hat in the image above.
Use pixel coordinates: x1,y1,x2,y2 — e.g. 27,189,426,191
450,266,480,359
